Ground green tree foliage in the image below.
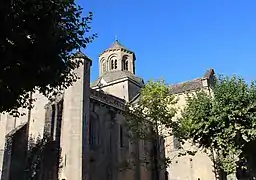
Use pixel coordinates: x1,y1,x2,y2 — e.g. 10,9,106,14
0,0,97,114
175,75,256,175
125,80,177,138
124,80,177,172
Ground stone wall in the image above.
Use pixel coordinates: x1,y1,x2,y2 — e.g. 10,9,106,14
165,84,216,180
1,123,28,180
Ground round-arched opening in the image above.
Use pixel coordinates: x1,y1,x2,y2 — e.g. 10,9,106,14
122,55,129,71
108,54,118,70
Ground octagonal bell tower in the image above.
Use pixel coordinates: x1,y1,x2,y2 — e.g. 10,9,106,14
92,40,143,102
98,40,136,76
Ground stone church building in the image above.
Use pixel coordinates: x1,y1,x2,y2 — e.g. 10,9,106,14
0,40,216,180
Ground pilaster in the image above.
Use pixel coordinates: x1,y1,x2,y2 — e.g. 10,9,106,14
59,52,91,180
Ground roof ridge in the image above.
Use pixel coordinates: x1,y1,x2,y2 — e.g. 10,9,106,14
109,40,124,48
169,77,202,88
203,68,215,79
169,68,215,88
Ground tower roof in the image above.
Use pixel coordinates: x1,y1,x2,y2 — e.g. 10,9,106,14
109,40,126,49
72,51,90,59
71,51,92,65
99,40,134,56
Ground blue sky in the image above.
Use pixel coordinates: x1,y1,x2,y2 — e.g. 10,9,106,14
78,0,256,84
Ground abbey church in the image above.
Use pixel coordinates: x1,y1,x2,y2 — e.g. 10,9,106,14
0,40,216,180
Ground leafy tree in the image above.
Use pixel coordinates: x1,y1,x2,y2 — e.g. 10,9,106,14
175,75,256,178
124,80,177,178
24,136,62,180
0,0,97,115
1,125,60,180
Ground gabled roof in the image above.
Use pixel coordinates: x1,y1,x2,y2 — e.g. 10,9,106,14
169,68,215,94
169,78,202,94
203,68,215,79
91,70,144,87
127,69,215,103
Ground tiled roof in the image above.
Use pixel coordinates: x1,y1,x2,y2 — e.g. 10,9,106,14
109,40,126,49
91,70,144,87
169,78,203,94
169,69,215,94
72,51,90,59
126,69,215,102
99,40,134,56
203,68,215,79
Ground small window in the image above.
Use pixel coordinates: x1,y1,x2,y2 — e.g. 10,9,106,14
57,101,63,122
124,61,128,70
120,125,124,148
122,56,129,70
55,100,63,141
50,104,56,138
114,60,117,69
111,60,114,69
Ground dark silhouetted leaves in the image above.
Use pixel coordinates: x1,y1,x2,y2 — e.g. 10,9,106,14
0,0,97,114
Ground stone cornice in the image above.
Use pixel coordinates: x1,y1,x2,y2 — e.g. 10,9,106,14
90,89,125,111
91,76,143,90
99,48,134,57
43,89,126,111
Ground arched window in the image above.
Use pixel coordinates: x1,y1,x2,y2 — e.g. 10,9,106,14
111,60,114,70
125,61,128,70
108,54,118,70
122,56,129,70
114,60,117,69
111,59,117,69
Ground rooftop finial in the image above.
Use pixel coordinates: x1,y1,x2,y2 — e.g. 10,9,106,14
115,35,118,42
